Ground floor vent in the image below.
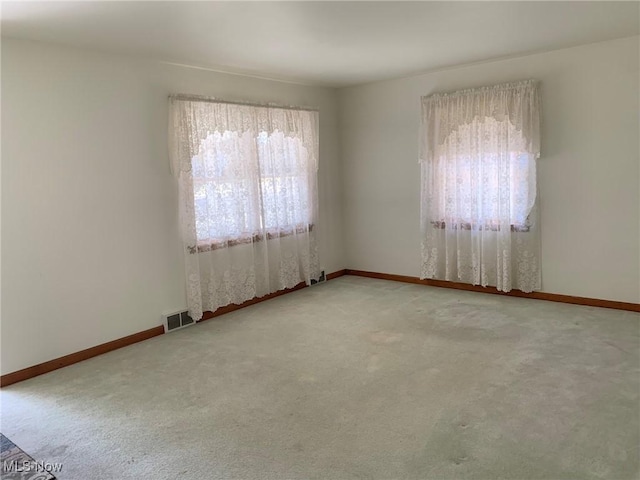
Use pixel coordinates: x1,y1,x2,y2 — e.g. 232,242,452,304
310,270,326,286
163,310,195,333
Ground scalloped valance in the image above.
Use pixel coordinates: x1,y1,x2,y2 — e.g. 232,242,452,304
420,79,540,163
168,95,319,176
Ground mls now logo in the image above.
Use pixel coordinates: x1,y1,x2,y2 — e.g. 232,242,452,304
3,459,63,473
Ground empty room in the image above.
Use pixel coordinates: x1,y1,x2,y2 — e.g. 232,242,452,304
1,2,639,479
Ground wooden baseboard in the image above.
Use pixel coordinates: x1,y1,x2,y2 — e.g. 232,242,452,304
200,282,307,321
1,269,348,387
200,269,348,321
326,269,347,280
344,269,640,313
0,326,164,388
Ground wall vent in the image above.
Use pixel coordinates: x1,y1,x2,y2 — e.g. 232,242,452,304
162,309,195,333
310,270,326,286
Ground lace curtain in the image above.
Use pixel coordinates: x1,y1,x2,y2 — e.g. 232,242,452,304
420,80,541,292
169,96,320,320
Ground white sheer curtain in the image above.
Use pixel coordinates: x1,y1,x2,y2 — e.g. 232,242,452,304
169,96,320,320
420,80,541,292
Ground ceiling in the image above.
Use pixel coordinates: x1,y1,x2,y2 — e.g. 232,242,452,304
2,1,638,87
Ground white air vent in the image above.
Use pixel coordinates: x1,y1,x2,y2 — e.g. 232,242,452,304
162,309,195,333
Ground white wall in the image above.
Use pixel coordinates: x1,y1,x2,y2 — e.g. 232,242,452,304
339,36,640,303
1,38,344,374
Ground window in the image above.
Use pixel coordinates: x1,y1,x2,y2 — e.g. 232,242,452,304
428,117,536,232
191,130,314,251
169,96,320,319
420,80,541,292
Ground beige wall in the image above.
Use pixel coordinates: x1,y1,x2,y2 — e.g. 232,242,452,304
1,38,344,374
339,36,640,303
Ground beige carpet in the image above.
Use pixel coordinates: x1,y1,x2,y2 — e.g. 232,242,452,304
1,276,638,479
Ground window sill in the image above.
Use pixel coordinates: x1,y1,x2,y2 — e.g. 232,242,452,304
430,221,530,233
188,224,314,254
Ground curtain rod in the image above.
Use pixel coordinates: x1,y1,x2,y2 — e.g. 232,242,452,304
423,79,538,101
169,94,319,112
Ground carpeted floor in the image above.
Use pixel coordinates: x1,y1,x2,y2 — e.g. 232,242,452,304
1,276,638,480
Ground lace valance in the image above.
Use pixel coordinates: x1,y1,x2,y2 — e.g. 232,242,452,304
169,95,319,175
420,79,541,163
